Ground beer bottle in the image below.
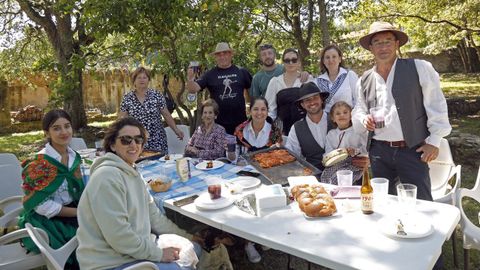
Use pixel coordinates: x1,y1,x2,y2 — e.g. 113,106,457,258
361,168,374,214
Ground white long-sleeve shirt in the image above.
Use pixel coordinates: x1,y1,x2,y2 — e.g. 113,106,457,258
352,58,451,148
264,74,313,119
324,126,367,156
314,67,359,113
286,113,328,158
34,143,77,218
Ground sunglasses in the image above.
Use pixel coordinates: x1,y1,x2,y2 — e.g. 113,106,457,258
259,44,274,50
283,58,298,64
117,135,144,145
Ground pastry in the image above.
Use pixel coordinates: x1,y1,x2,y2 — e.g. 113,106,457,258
291,184,337,217
148,178,172,193
206,160,214,169
253,149,296,168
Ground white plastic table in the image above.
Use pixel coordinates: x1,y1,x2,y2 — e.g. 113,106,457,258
165,193,459,270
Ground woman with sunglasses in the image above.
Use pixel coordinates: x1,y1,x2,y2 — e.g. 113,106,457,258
119,66,184,155
264,48,313,135
18,109,84,268
314,44,358,113
185,99,226,160
76,117,200,270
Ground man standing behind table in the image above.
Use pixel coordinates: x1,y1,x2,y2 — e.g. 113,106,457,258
286,82,331,170
250,44,310,98
187,42,252,135
352,21,451,201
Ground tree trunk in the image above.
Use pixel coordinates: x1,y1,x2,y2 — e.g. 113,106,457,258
318,0,330,47
62,66,88,130
457,39,470,73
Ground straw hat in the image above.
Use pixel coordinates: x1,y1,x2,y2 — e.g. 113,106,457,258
359,21,409,50
296,82,329,105
210,42,234,55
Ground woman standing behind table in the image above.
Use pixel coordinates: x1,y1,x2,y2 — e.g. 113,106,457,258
264,48,313,135
119,67,184,154
185,99,226,160
314,44,358,113
234,97,283,153
76,117,200,270
18,109,84,268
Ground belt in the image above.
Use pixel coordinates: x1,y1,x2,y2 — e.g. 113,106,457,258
374,139,407,148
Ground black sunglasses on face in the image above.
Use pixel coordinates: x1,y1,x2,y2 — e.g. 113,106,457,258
283,58,298,64
118,135,144,145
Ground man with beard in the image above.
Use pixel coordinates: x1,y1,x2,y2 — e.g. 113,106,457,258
286,82,331,170
250,44,310,98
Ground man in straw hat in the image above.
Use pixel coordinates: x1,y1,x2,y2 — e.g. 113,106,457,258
285,82,332,170
187,42,252,135
352,22,451,203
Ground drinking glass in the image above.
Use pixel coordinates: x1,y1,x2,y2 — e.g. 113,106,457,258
371,177,389,209
397,183,417,214
337,170,353,186
369,106,385,129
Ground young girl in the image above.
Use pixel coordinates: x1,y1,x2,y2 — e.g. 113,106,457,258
321,101,367,185
18,109,84,268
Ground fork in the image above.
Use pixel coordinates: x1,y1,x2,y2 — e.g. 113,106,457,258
397,219,407,236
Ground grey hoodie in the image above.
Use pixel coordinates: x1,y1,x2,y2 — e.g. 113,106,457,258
76,153,188,270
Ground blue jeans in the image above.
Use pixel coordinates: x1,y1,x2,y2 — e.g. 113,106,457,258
369,140,432,201
112,242,202,270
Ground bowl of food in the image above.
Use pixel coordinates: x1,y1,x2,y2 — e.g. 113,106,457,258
148,178,173,193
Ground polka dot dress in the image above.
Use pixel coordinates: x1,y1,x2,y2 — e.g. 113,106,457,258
120,89,168,153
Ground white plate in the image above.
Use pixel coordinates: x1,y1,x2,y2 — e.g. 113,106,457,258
159,154,183,162
379,214,434,239
195,160,224,171
287,176,319,187
229,176,261,190
194,193,234,210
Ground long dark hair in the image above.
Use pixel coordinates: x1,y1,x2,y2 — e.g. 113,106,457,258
103,117,148,153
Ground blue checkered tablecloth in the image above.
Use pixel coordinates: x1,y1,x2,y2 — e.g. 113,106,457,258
138,160,257,211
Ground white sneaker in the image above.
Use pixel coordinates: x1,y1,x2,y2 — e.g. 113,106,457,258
245,242,261,263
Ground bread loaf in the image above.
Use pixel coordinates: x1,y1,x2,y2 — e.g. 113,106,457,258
291,184,337,217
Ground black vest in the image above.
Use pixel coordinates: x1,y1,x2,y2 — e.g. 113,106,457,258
294,115,333,170
361,59,429,149
276,87,306,135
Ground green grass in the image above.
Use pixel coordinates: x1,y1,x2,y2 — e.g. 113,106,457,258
440,73,480,98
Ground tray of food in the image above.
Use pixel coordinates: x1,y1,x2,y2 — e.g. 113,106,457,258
241,147,321,185
136,150,164,163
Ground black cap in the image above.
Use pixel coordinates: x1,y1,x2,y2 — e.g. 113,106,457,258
296,82,329,104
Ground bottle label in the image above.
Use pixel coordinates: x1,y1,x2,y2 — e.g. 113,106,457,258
361,193,373,211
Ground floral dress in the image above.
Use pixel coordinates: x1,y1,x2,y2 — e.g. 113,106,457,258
120,89,168,153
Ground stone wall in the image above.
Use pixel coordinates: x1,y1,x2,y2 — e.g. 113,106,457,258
6,69,184,114
448,132,480,167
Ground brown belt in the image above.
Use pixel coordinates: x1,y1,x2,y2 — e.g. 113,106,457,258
374,140,407,148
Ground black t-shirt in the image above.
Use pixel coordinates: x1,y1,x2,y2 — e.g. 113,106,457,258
196,65,252,126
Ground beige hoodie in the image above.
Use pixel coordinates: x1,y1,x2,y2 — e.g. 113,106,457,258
76,153,188,270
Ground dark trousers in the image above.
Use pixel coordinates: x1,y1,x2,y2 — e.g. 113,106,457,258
221,123,239,136
369,140,433,201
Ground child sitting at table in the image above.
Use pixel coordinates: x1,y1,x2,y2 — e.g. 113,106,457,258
321,101,368,185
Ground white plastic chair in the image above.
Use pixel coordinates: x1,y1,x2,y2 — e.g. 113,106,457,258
25,223,78,270
69,137,88,151
165,125,190,154
456,167,480,270
0,153,23,212
0,228,47,270
428,138,461,267
0,196,23,229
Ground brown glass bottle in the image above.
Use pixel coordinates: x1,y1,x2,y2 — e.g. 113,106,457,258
361,168,374,214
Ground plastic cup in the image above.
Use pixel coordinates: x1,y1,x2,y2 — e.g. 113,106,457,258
371,178,389,209
189,61,200,74
337,170,353,186
369,106,385,128
205,177,222,200
397,183,417,214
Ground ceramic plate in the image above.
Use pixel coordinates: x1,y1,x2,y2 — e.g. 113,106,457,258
379,214,434,239
229,176,261,190
159,154,183,162
195,160,224,171
194,193,234,210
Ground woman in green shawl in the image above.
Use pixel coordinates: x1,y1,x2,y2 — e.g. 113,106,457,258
18,109,85,268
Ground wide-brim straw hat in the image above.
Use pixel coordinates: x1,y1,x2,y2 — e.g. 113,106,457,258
210,42,234,55
359,21,409,50
295,82,329,106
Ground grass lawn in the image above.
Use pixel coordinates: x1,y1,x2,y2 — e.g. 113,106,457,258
0,73,479,269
